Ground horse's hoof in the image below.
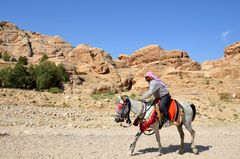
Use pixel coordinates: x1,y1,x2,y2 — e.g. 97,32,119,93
158,149,163,156
128,151,134,156
176,149,184,154
192,148,199,155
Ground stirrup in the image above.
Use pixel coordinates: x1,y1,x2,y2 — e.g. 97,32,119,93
164,120,171,127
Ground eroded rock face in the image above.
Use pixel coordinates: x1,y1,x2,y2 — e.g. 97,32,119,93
66,44,116,74
202,41,240,79
0,22,73,62
1,22,239,96
128,45,164,65
224,42,240,58
115,45,199,71
67,44,113,65
202,59,240,79
178,61,201,71
114,54,130,68
91,60,110,74
0,22,18,30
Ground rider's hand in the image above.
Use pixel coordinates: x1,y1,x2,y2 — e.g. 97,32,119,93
140,98,147,103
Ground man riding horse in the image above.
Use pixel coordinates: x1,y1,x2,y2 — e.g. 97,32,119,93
141,71,171,128
114,71,198,155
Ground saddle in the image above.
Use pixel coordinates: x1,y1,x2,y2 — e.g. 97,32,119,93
156,99,184,126
134,99,184,132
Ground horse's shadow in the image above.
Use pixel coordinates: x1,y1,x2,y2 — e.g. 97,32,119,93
137,143,211,155
0,133,10,137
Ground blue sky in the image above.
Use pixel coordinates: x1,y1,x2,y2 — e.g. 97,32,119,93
1,0,240,62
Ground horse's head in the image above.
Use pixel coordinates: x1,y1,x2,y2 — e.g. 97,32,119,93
114,96,131,124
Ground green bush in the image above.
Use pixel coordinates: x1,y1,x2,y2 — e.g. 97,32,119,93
0,67,12,87
90,92,115,101
0,63,33,88
9,63,31,88
35,61,60,89
49,87,63,94
11,57,17,62
56,64,69,82
0,61,69,91
34,61,69,90
219,92,231,102
18,56,28,65
2,52,10,62
39,54,48,63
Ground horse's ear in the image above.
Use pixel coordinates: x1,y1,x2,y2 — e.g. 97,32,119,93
121,95,127,101
119,95,124,100
119,96,124,104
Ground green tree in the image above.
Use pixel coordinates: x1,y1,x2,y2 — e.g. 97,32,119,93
39,54,48,63
8,63,31,88
18,56,28,65
56,64,69,82
28,64,37,88
2,52,10,62
0,60,69,91
0,67,12,87
35,61,61,90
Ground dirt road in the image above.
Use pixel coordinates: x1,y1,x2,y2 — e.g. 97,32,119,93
1,124,240,159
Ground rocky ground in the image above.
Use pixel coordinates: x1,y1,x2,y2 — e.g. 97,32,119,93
1,124,240,159
0,88,240,158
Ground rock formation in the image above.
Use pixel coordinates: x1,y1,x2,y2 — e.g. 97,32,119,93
224,42,240,58
202,42,240,79
115,45,200,71
0,21,239,96
0,21,73,62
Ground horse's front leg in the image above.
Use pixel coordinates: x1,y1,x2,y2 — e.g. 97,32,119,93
152,122,163,155
129,130,142,155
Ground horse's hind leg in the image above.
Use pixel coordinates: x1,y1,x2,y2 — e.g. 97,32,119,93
176,123,185,154
152,122,163,155
129,130,142,155
184,123,198,154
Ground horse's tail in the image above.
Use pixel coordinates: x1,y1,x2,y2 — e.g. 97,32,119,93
190,103,196,121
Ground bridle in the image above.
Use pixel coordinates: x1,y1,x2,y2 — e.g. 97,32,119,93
115,98,131,124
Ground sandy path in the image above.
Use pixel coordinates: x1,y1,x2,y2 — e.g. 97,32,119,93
1,124,240,159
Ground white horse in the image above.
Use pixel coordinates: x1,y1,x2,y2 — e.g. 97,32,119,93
114,96,198,156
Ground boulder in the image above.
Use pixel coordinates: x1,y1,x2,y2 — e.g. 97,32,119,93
224,42,240,58
117,45,194,69
66,44,118,74
128,45,164,65
0,22,18,30
178,61,201,71
76,63,90,75
118,54,130,61
113,59,128,68
90,60,109,74
67,44,113,65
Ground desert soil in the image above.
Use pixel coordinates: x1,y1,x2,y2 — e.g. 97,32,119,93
0,88,240,159
1,124,240,159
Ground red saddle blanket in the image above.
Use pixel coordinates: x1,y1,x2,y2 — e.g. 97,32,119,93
168,99,178,121
139,99,179,132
